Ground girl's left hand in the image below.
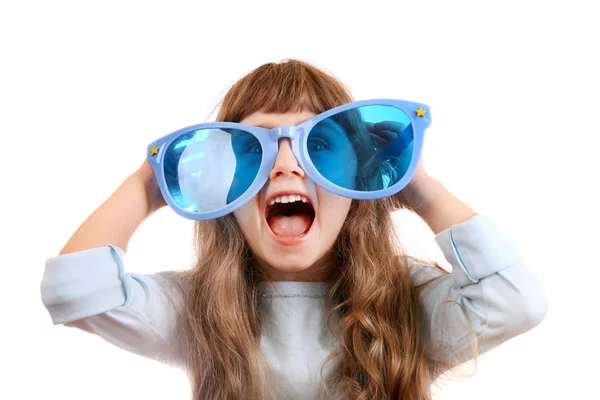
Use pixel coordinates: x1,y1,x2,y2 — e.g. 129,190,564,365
371,125,478,233
366,120,437,211
395,156,432,210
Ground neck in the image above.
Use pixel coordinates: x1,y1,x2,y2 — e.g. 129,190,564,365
256,257,334,282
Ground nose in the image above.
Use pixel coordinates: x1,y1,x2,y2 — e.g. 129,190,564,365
269,138,305,180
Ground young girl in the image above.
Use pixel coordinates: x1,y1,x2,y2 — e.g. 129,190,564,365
41,60,547,399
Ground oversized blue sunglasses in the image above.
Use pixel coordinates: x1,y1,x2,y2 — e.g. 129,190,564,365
147,99,431,220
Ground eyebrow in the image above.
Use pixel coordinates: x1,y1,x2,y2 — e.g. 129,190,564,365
249,123,278,130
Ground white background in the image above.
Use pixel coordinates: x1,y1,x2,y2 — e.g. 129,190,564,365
1,1,598,399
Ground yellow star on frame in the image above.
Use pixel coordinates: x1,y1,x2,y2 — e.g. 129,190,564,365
150,145,159,156
416,108,426,117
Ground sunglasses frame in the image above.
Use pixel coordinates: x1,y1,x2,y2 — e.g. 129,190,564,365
146,98,431,220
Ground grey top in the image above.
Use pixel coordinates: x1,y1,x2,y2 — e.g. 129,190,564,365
40,214,548,399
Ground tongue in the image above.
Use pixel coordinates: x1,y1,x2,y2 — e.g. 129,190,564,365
268,214,312,237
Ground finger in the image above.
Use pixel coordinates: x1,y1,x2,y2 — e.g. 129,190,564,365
375,129,398,143
371,135,387,148
374,121,406,133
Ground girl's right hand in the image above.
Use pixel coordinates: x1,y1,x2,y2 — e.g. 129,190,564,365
132,160,167,215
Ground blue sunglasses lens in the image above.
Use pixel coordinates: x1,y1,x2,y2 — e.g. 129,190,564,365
163,128,262,213
308,105,414,192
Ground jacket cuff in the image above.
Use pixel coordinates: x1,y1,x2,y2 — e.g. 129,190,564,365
434,214,522,287
40,245,129,325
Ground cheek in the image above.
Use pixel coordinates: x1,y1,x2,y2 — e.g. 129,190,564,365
317,188,352,230
233,198,260,237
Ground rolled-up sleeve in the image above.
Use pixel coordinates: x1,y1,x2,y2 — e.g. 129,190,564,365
40,245,183,366
413,214,548,370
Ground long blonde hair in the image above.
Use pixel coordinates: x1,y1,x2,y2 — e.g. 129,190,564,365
171,60,452,399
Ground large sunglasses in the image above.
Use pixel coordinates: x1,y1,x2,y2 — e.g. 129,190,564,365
147,99,431,220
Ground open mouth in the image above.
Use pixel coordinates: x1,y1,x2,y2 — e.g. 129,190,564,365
265,195,316,237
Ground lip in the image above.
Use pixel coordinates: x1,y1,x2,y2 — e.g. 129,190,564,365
263,191,316,247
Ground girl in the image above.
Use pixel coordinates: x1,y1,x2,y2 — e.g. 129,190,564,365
41,60,547,399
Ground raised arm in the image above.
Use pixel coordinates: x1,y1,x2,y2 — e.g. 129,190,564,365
399,174,548,376
411,215,547,373
40,162,183,366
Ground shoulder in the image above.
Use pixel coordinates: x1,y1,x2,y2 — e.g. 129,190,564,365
404,256,449,287
150,270,187,301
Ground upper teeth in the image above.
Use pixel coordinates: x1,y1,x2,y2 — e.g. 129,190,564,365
269,195,308,206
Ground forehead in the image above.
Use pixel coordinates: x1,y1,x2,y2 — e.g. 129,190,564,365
240,110,317,129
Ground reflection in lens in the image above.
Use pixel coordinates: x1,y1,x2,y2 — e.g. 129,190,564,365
308,105,414,192
164,128,262,213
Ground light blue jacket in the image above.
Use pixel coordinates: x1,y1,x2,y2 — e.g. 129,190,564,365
40,214,548,398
